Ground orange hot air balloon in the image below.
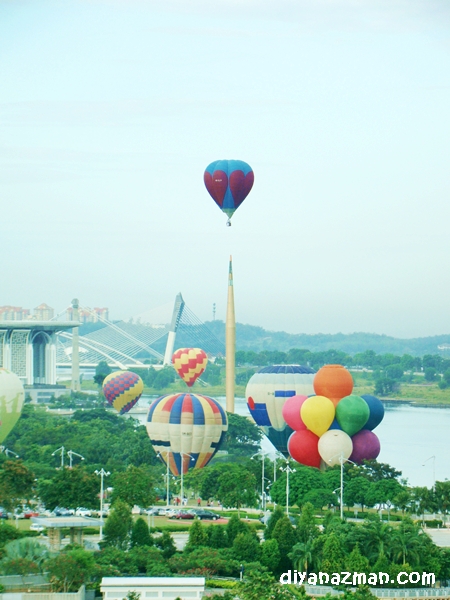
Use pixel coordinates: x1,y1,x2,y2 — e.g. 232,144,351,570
172,348,208,387
313,365,353,407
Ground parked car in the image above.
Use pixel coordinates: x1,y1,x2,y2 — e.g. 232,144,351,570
172,510,196,520
131,505,144,515
194,509,219,521
75,507,92,517
145,507,160,516
53,507,74,516
164,509,178,518
29,523,45,532
0,507,8,520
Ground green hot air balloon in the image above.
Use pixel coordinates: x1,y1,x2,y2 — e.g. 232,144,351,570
335,395,370,437
0,368,25,444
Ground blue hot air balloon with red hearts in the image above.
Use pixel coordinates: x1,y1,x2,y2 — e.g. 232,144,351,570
204,159,254,226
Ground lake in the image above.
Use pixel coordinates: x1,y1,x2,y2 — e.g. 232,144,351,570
132,395,450,487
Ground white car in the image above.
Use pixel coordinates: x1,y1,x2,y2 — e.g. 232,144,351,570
75,507,92,517
30,524,45,532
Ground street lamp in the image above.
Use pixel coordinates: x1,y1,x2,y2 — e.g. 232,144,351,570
327,453,356,520
157,451,171,506
0,446,19,458
95,468,110,540
180,452,195,507
422,455,436,492
251,451,267,511
52,446,65,468
67,450,85,469
279,460,296,517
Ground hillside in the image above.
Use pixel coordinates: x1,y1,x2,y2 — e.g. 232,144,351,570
205,320,450,357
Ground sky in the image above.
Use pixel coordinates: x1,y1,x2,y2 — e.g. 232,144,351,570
2,0,450,338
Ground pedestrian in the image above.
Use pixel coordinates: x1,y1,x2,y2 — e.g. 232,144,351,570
197,497,201,507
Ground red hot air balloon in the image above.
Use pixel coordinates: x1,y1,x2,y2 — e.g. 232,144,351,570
204,160,254,226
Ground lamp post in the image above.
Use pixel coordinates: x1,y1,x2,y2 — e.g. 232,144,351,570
157,451,171,506
328,453,356,520
180,452,194,507
422,455,436,492
67,450,85,468
252,451,266,511
0,446,19,458
279,461,296,517
52,446,65,468
95,468,110,540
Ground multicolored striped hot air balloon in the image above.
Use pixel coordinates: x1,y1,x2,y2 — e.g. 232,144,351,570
146,392,228,475
204,159,254,226
172,348,207,387
0,368,25,444
246,365,316,456
102,370,144,414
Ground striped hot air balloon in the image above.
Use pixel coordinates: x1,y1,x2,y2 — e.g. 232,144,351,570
172,348,207,387
146,392,228,476
246,365,316,456
102,370,144,414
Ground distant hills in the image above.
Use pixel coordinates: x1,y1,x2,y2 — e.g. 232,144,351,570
205,320,450,357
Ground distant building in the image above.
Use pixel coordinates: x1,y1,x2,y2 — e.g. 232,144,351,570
34,303,54,320
66,307,109,323
0,306,30,321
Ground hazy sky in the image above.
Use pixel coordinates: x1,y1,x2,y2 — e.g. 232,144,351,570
2,0,450,338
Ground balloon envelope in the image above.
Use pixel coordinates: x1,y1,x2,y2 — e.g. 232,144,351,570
350,430,380,464
204,159,254,221
361,394,385,430
288,430,321,468
246,365,315,456
282,395,308,431
318,430,353,466
146,392,228,475
301,395,335,437
335,395,370,436
0,368,25,444
172,348,208,387
314,365,353,406
103,370,144,414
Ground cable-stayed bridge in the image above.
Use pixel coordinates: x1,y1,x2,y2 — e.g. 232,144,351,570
56,294,224,369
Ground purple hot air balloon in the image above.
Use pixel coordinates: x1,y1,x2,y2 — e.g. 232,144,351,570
204,159,254,225
350,429,380,464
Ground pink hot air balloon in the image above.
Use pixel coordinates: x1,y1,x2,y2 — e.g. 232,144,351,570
282,395,308,431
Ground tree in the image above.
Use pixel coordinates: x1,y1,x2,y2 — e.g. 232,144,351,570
344,477,371,512
265,506,285,540
130,518,153,547
237,571,302,600
223,413,263,456
345,543,369,574
102,500,133,550
155,530,177,559
289,540,313,573
391,518,423,566
186,519,208,550
111,465,156,508
232,532,260,562
45,547,95,592
260,539,281,574
296,502,319,544
272,516,297,572
271,465,323,507
0,460,35,510
37,465,99,510
320,533,345,574
207,524,227,549
217,466,258,516
93,361,112,387
226,514,249,546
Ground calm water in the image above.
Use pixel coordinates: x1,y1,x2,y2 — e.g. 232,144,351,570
133,396,450,488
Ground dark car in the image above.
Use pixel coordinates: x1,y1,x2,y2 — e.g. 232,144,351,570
0,507,8,520
53,507,74,516
195,509,219,521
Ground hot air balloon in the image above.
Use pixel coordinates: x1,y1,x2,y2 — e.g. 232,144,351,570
146,392,228,475
204,159,254,226
314,364,353,406
246,365,315,456
0,368,25,444
172,348,207,387
103,370,144,414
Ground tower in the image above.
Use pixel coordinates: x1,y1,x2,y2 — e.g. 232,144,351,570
225,257,236,413
71,298,80,392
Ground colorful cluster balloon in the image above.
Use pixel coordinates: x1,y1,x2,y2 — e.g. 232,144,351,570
287,365,384,468
172,348,207,387
204,159,254,226
246,365,316,456
146,392,228,475
103,370,144,414
0,368,25,444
